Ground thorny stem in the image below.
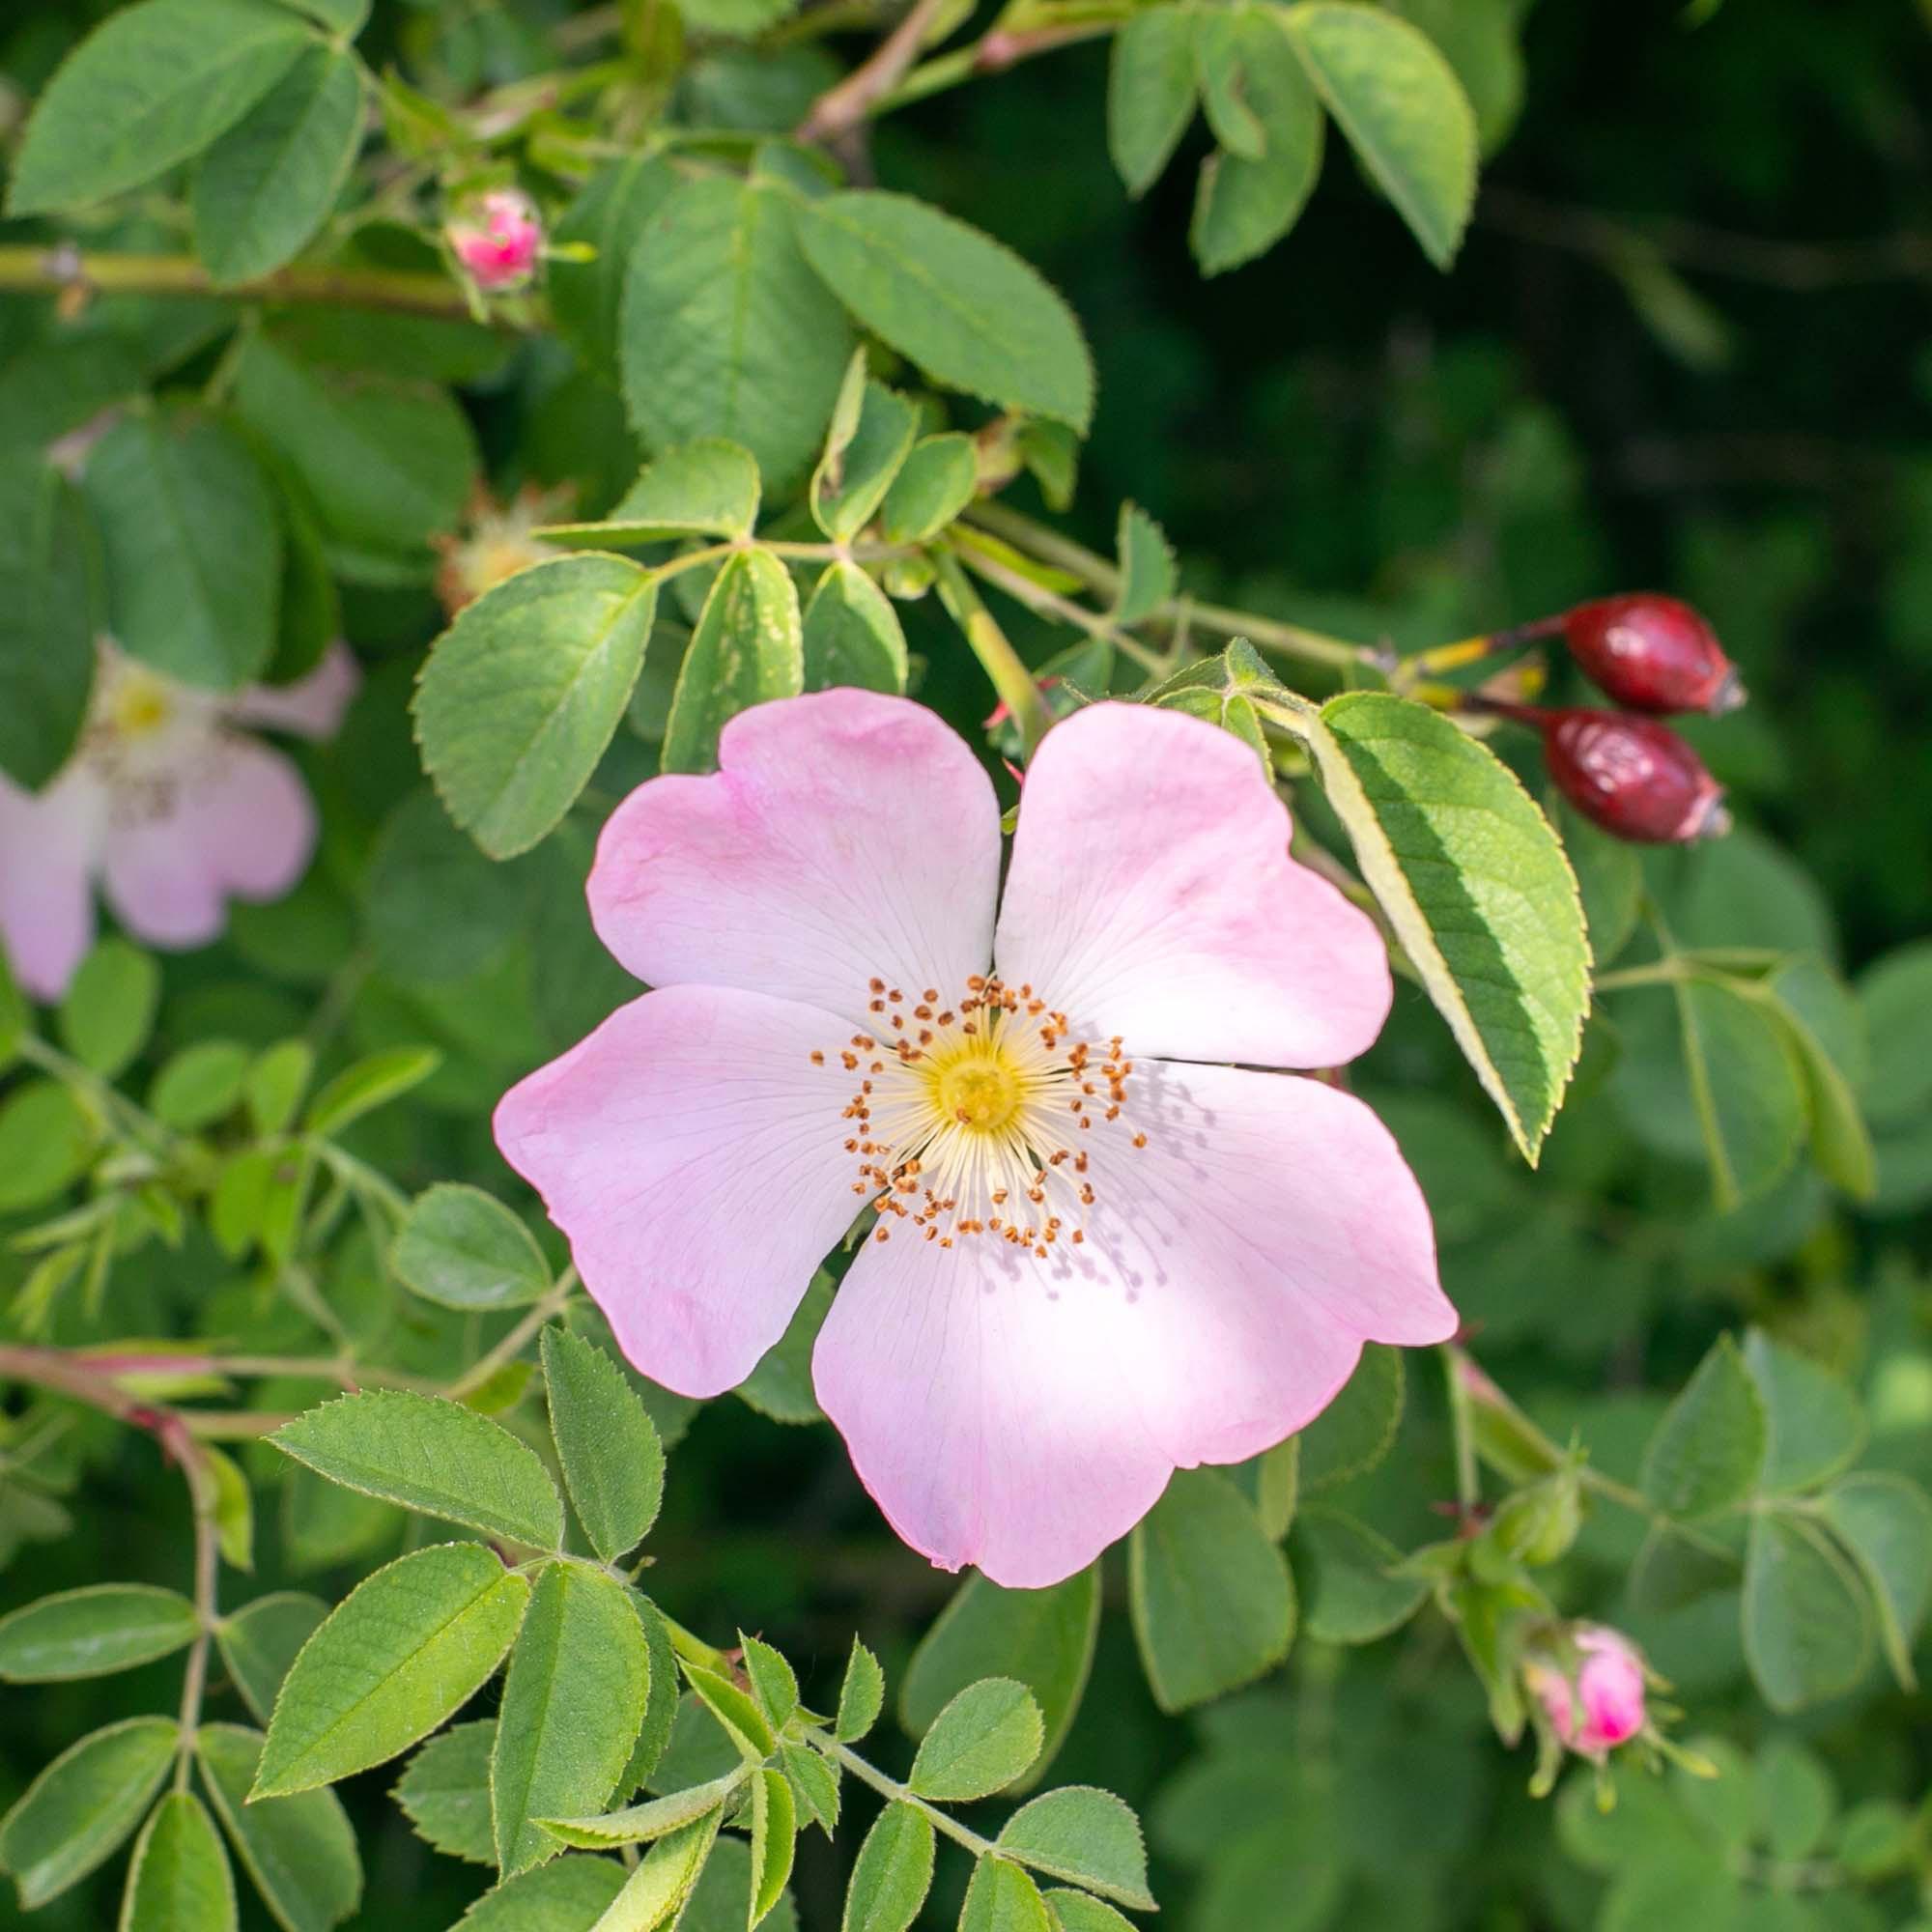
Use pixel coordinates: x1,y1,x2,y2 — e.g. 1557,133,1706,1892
870,11,1125,119
814,1733,1002,1860
795,0,957,143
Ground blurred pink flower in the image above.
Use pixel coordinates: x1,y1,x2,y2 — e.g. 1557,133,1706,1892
496,691,1453,1586
446,188,543,292
0,644,357,1001
1526,1624,1649,1757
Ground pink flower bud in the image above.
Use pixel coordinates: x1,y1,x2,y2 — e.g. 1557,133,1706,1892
446,188,543,292
1525,1625,1648,1758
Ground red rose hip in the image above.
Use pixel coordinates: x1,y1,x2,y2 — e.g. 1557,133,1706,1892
1560,594,1742,715
1541,708,1729,843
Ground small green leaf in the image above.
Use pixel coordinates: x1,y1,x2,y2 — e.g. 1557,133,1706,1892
270,1390,564,1548
879,434,978,545
620,1594,683,1794
995,1788,1153,1911
1129,1467,1294,1712
1107,5,1197,195
456,1858,629,1930
596,1808,723,1932
1743,1508,1873,1713
303,1044,441,1135
1741,1329,1865,1495
1764,959,1877,1200
796,192,1094,433
0,1080,97,1211
543,1328,667,1562
811,365,920,543
246,1039,314,1136
84,412,281,690
393,1184,552,1313
0,1716,177,1908
59,937,160,1077
253,1544,530,1796
1042,1893,1138,1932
551,155,680,382
7,0,310,215
150,1041,252,1129
841,1803,933,1932
555,441,762,547
906,1678,1043,1802
492,1563,653,1875
120,1790,236,1932
901,1569,1098,1792
959,1858,1052,1932
0,1583,197,1683
195,1724,361,1932
216,1594,327,1727
1856,941,1932,1127
1193,10,1266,157
415,554,659,860
778,1744,839,1836
1627,1522,1738,1617
1290,1507,1430,1643
190,45,365,284
0,451,97,791
1282,0,1478,268
1295,1345,1404,1491
683,1663,778,1763
739,1636,800,1734
541,1771,747,1850
1111,503,1177,626
393,1720,497,1864
749,1767,796,1929
1640,1334,1767,1521
1818,1473,1932,1690
1753,1738,1835,1862
801,559,910,696
835,1637,885,1743
662,548,804,775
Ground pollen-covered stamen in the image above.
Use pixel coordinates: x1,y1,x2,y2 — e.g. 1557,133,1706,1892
813,975,1141,1257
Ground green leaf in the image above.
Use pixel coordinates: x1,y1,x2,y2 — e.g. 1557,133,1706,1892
1627,1522,1737,1616
0,451,97,791
454,1857,630,1931
1042,1894,1138,1932
415,553,658,859
191,45,365,284
1743,1508,1873,1712
1753,1738,1834,1862
662,548,804,775
779,1744,839,1836
1190,8,1325,275
216,1593,327,1727
1290,1507,1430,1643
1193,11,1265,156
1110,502,1177,626
253,1544,530,1796
1270,689,1589,1162
841,1803,933,1932
1764,959,1877,1199
1129,1467,1294,1712
246,1039,314,1136
749,1768,796,1929
150,1041,252,1129
801,559,911,697
0,1716,177,1908
195,1724,360,1932
901,1570,1098,1792
0,1583,197,1682
621,1594,683,1794
551,156,680,381
1295,1345,1404,1491
59,937,160,1077
83,411,281,690
906,1678,1043,1802
1818,1473,1932,1690
683,1662,778,1762
624,176,854,489
8,0,310,215
1640,1334,1768,1520
737,1271,834,1422
673,0,799,36
595,1808,723,1932
835,1637,885,1744
304,1043,441,1133
393,1184,551,1313
493,1563,653,1876
277,0,369,30
541,1772,747,1850
270,1390,564,1548
995,1788,1153,1911
959,1858,1052,1932
811,364,920,542
542,1329,666,1563
1107,5,1197,195
879,434,978,545
1741,1329,1865,1495
0,1080,97,1211
740,1637,800,1734
558,441,763,546
232,335,476,574
1281,1,1478,269
120,1791,236,1932
795,192,1094,433
393,1720,497,1864
1856,941,1932,1127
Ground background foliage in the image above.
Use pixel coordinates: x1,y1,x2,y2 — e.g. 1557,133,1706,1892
2,0,1931,1928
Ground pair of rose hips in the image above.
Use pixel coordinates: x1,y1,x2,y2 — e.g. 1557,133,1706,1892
1489,596,1740,843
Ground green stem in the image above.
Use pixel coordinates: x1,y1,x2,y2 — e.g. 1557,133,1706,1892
950,533,1167,672
931,549,1052,753
173,1466,220,1787
1441,1345,1481,1518
661,1614,730,1671
443,1270,580,1400
814,1734,1000,1859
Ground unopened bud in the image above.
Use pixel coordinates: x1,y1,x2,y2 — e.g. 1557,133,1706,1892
1541,708,1729,844
446,187,543,293
1559,595,1743,716
1491,1468,1583,1567
1523,1624,1649,1759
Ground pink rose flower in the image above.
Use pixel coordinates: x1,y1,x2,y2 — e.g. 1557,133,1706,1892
1526,1624,1649,1757
445,188,543,293
0,643,357,1002
496,691,1454,1586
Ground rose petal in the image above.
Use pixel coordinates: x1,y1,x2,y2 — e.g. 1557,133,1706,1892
228,640,360,739
589,691,1001,1030
0,768,104,1001
995,702,1391,1068
814,1060,1450,1586
495,983,863,1398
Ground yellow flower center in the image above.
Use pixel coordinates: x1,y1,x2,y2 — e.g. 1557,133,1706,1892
107,671,174,741
931,1048,1025,1133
